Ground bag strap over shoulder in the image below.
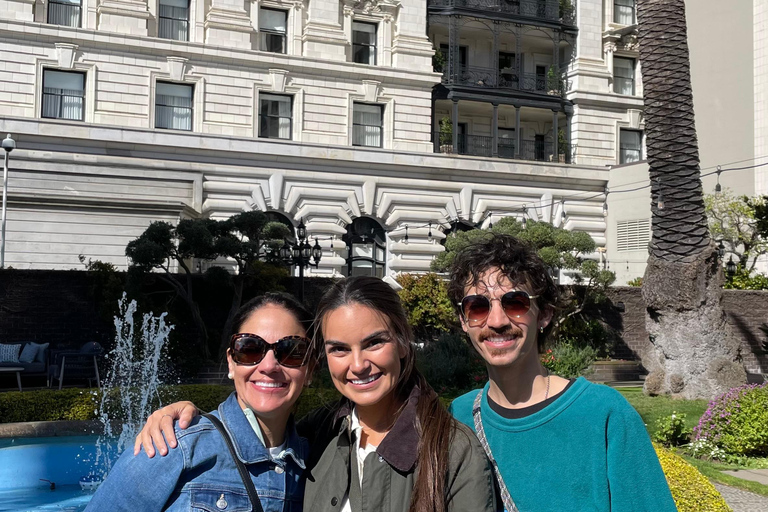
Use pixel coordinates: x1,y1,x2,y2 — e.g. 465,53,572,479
472,391,519,512
201,412,265,512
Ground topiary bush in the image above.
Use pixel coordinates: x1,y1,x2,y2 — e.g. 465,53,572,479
655,444,732,512
396,273,455,342
693,382,768,457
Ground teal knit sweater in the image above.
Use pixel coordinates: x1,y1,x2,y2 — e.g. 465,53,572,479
449,377,676,512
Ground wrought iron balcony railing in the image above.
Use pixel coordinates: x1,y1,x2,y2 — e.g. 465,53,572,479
429,0,576,26
434,132,575,163
442,65,569,97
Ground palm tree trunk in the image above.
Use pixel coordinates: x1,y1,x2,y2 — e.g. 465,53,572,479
638,0,745,398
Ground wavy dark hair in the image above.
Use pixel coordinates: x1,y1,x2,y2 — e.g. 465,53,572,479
314,276,455,512
447,233,560,349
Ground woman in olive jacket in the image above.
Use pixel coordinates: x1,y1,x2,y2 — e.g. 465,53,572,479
137,276,496,512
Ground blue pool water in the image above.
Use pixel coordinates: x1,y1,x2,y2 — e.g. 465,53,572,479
0,436,117,512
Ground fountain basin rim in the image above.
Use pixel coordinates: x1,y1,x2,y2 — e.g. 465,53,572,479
0,420,106,439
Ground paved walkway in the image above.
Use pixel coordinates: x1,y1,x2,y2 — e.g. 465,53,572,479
715,483,768,512
722,469,768,486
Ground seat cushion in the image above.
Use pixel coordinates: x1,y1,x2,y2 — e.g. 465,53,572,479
0,344,21,363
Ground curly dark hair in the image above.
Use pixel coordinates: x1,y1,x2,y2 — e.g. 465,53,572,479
447,233,560,349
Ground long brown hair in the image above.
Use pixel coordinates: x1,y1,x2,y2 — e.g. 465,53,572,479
315,276,455,512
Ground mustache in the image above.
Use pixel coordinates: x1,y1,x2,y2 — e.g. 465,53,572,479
478,327,523,342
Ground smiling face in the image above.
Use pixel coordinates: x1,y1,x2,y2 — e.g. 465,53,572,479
227,304,309,425
322,303,407,411
461,268,551,371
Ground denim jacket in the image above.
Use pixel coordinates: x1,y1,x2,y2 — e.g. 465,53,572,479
85,393,308,512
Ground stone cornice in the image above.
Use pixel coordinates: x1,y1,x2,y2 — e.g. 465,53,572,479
0,19,439,87
1,117,609,190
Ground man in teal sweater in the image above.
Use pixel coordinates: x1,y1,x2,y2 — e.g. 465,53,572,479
446,234,676,512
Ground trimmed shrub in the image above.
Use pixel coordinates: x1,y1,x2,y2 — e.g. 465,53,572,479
652,412,692,447
0,385,341,425
546,341,597,379
655,444,732,512
396,273,455,341
416,332,486,396
693,382,768,457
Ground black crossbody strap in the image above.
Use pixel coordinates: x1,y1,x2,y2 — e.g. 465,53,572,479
202,412,265,512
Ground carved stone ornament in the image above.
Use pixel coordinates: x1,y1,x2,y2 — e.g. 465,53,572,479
362,80,380,102
55,43,78,69
270,69,289,93
343,0,400,16
167,56,188,82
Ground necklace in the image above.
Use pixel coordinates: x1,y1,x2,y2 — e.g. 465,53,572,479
544,372,551,400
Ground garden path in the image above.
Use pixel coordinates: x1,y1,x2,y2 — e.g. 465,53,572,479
715,483,768,512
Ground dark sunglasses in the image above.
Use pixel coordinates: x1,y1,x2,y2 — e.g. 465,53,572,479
459,291,539,327
230,333,311,368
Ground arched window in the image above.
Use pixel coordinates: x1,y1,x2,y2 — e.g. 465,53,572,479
343,217,386,277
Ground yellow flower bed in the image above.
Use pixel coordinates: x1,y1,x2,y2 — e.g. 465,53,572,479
655,444,731,512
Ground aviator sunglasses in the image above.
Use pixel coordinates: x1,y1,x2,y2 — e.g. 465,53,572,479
230,333,311,368
459,291,539,326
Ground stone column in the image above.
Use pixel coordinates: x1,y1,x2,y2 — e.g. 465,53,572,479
205,0,253,49
552,109,559,161
515,105,521,158
492,103,499,158
97,0,150,35
382,14,393,67
565,109,573,163
604,41,617,92
452,99,459,150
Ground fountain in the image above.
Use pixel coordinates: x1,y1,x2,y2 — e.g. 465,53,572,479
89,293,174,482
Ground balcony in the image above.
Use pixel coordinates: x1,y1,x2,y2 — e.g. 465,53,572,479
428,0,576,27
434,132,575,163
441,65,569,97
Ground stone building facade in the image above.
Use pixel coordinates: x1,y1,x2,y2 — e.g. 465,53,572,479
0,0,644,278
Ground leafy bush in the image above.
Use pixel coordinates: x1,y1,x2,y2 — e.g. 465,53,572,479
654,444,732,512
416,332,486,396
693,382,768,457
546,341,597,378
397,273,455,341
0,385,341,425
652,412,692,447
724,268,768,290
627,277,643,287
556,317,614,357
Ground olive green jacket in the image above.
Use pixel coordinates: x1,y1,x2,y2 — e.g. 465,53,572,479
298,386,497,512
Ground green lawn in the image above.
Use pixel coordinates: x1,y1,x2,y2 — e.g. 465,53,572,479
618,386,768,497
617,386,708,436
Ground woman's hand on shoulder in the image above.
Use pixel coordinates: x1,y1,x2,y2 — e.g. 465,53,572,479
133,401,200,457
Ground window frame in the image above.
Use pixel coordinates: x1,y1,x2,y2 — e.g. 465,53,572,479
154,81,195,132
47,0,82,28
158,0,190,41
352,102,384,148
352,21,378,65
41,68,86,121
613,57,636,96
259,7,288,54
614,0,637,25
619,128,643,164
258,92,294,140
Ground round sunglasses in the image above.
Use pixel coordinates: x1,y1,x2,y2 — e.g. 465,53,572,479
230,333,311,368
459,291,539,327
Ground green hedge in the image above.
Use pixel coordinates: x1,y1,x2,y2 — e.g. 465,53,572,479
0,385,342,424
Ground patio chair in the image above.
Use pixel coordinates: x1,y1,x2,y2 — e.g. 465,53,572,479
48,342,103,390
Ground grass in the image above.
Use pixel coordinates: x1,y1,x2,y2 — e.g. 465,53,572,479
618,386,768,497
617,386,708,436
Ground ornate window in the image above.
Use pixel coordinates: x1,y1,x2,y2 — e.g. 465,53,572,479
259,93,293,139
159,0,189,41
614,0,636,25
619,129,642,164
42,69,85,121
155,82,194,131
352,21,377,65
259,8,288,54
48,0,81,28
344,217,386,277
613,57,635,95
352,103,383,147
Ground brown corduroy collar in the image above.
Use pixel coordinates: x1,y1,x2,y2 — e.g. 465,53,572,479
333,384,421,473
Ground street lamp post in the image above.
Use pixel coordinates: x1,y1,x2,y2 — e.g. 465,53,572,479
1,134,16,269
280,218,322,303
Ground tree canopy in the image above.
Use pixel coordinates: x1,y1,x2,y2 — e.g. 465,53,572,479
704,189,768,272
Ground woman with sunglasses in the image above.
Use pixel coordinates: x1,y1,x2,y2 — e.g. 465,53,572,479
135,277,496,512
86,293,316,512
